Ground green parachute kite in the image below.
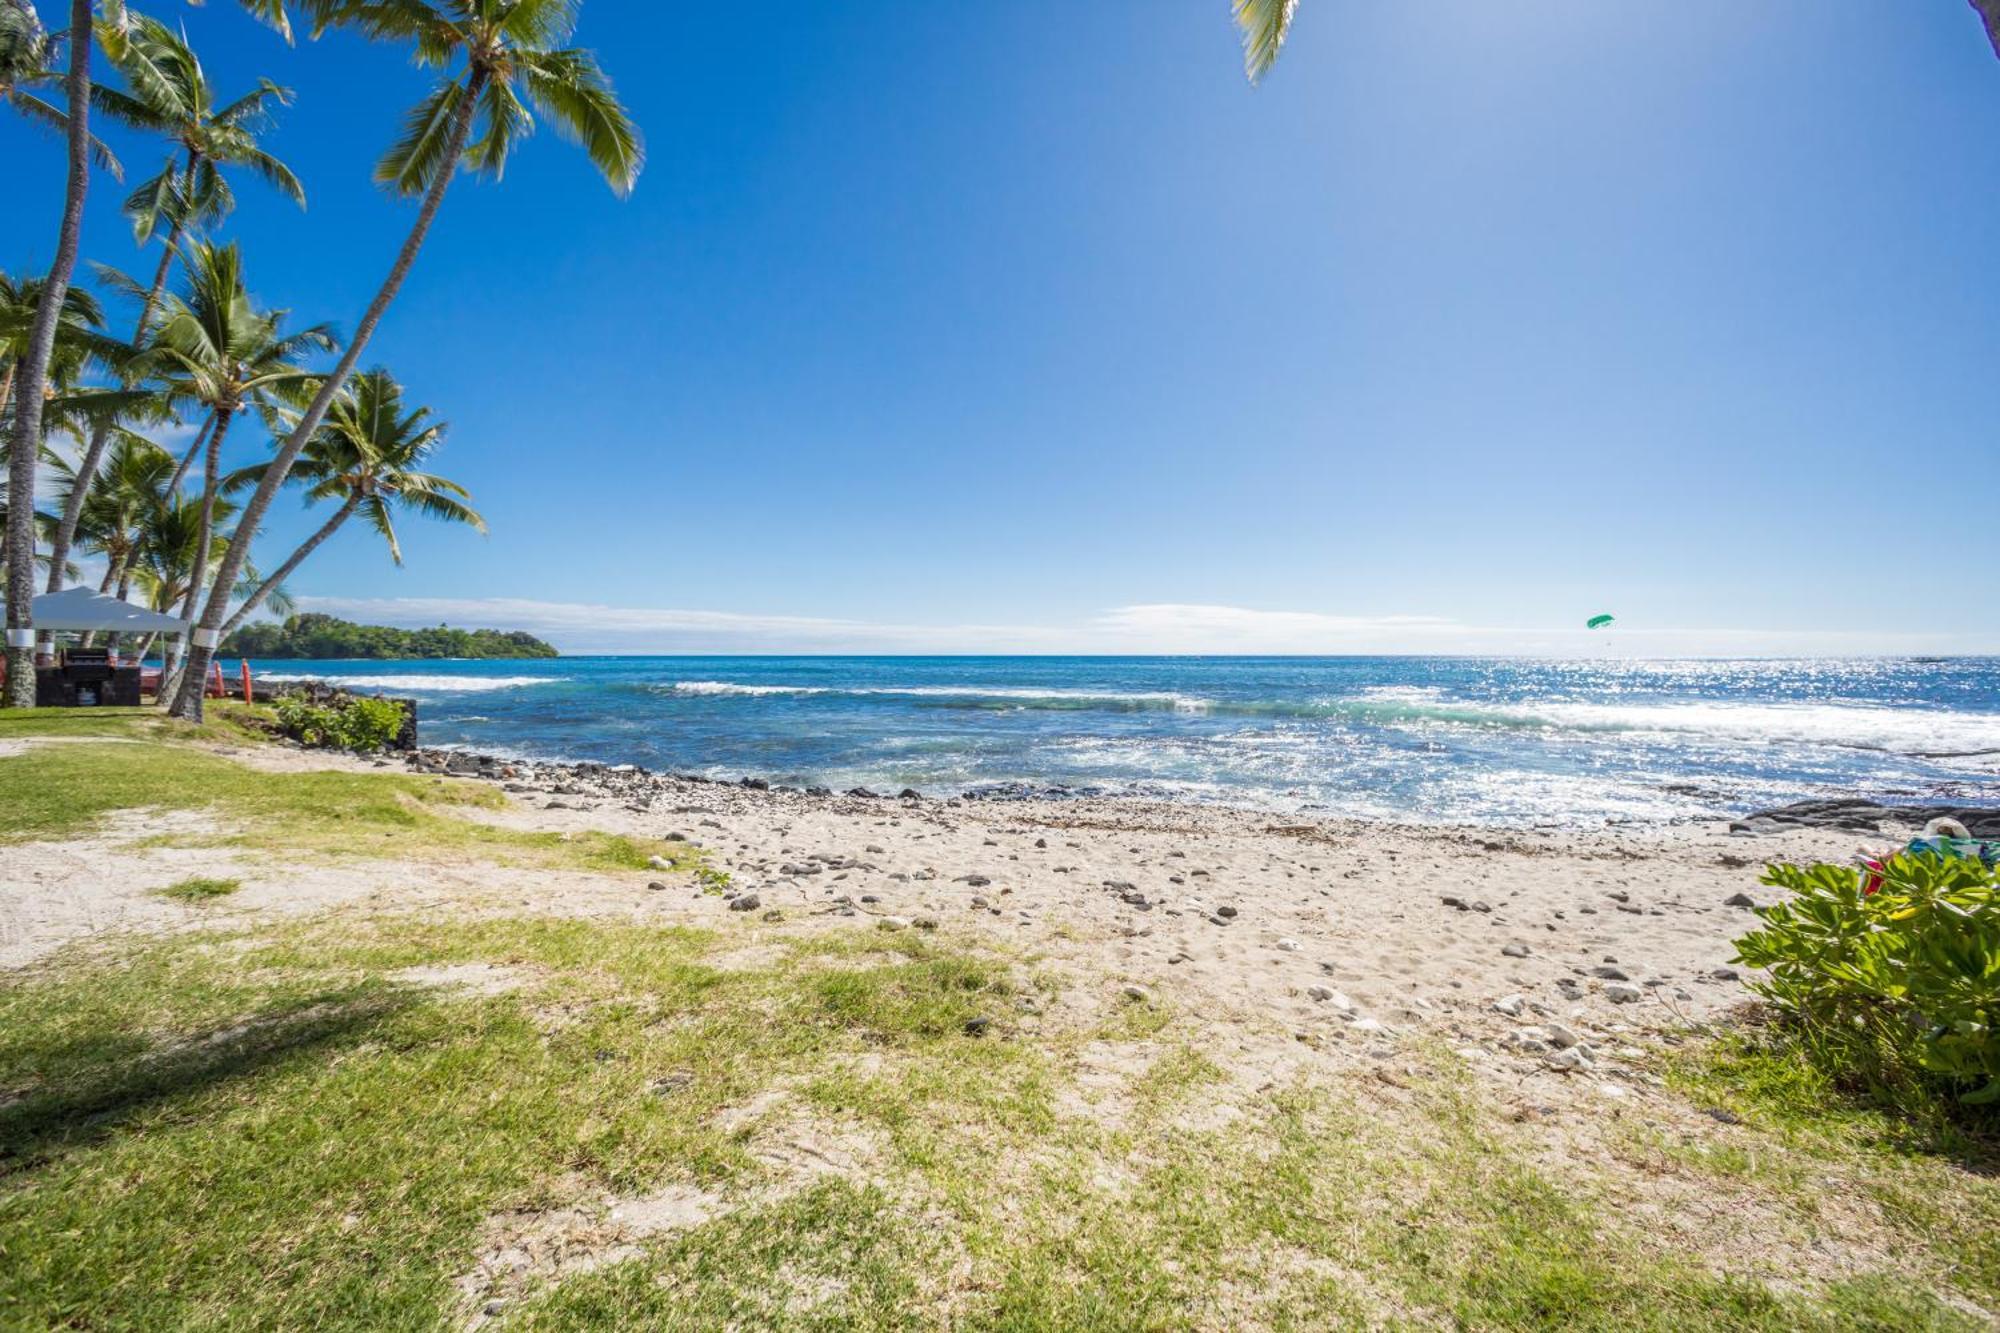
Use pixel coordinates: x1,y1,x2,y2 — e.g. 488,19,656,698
1586,614,1615,630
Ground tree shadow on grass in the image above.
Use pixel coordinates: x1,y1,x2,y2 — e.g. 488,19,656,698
0,988,420,1172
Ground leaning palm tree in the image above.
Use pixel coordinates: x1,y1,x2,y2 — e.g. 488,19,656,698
43,15,308,600
219,368,483,638
140,240,334,690
5,0,100,704
172,0,642,719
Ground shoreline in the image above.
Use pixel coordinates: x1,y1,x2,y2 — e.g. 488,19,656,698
396,739,2000,837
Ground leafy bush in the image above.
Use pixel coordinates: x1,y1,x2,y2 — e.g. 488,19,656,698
1732,854,2000,1105
273,693,407,754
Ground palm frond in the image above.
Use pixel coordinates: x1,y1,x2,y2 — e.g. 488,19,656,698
374,77,469,196
497,0,577,49
359,493,402,563
231,0,296,44
1233,0,1297,84
513,47,642,195
465,72,531,177
209,77,293,127
234,144,307,205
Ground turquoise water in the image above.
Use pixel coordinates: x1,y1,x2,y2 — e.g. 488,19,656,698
252,656,2000,825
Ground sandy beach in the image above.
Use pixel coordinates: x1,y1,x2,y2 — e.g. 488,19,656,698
5,721,1995,1328
4,735,1871,1071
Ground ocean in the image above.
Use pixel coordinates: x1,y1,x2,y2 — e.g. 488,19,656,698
251,656,2000,826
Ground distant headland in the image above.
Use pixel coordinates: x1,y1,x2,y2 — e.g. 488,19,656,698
220,614,559,660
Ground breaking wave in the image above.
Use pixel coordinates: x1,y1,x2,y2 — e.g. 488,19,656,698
258,673,564,694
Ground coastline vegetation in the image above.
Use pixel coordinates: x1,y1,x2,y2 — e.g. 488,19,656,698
223,611,555,660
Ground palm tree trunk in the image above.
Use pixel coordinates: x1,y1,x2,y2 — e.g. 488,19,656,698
171,67,489,721
168,412,216,495
5,0,93,705
219,494,359,641
161,404,232,707
0,360,14,424
46,211,190,596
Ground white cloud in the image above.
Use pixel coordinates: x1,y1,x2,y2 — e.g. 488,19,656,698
293,595,2000,657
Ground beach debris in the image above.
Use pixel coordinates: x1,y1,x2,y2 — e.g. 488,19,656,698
1121,984,1151,1003
964,1016,992,1037
1603,982,1644,1004
1724,892,1757,908
1276,937,1302,952
1501,941,1531,958
1493,994,1527,1017
1589,965,1630,981
726,893,761,912
647,854,673,870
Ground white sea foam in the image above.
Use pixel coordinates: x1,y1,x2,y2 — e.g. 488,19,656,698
257,673,562,693
665,680,829,697
1369,697,2000,756
662,681,1212,711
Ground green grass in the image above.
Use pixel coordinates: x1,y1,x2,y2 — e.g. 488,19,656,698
0,714,698,876
1661,1026,2000,1317
1,917,1990,1331
156,876,242,902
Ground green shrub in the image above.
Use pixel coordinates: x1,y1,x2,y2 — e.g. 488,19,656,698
273,693,406,754
1732,854,2000,1105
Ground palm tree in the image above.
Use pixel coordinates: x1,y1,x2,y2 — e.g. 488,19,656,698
141,240,333,688
1233,0,1298,83
0,268,110,422
172,0,642,719
100,14,305,337
45,15,306,606
4,0,95,703
219,367,483,638
126,487,273,666
64,430,173,593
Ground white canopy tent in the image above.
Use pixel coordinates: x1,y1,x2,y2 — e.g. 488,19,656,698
15,586,191,636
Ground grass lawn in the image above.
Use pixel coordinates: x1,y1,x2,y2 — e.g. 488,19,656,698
0,715,1993,1329
0,705,698,874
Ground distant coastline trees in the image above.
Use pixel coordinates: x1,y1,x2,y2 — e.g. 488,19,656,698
222,612,555,660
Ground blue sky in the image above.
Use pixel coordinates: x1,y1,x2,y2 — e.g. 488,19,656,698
6,1,1997,654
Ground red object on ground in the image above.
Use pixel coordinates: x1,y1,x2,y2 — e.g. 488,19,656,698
240,659,253,704
209,661,224,699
